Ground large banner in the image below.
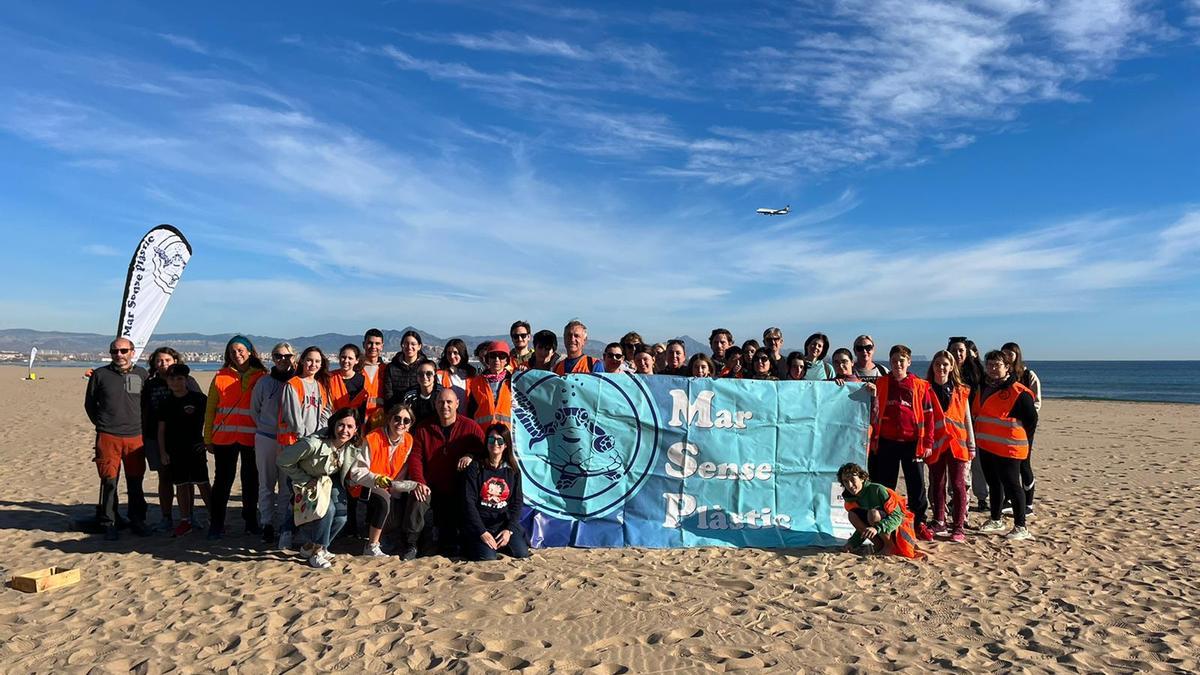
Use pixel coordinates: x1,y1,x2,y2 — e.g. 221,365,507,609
512,371,870,548
116,225,192,362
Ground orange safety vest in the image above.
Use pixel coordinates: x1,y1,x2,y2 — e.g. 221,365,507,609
844,486,923,560
327,373,367,411
871,374,941,455
435,369,455,391
349,427,414,499
972,382,1034,460
466,375,512,429
553,356,598,375
359,362,386,428
211,367,265,446
277,376,331,447
930,384,972,463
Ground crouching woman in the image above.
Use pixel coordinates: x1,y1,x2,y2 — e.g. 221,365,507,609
837,463,923,559
277,408,363,569
461,424,530,561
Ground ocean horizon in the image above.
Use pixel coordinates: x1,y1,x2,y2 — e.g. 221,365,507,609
25,360,1200,405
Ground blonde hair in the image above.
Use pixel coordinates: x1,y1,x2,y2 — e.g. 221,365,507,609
926,350,963,388
271,341,295,355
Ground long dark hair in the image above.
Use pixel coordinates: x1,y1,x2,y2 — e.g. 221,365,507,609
222,335,266,372
484,423,518,469
439,338,477,376
297,346,331,388
1001,341,1028,381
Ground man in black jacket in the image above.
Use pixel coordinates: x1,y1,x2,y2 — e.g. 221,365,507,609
84,337,150,540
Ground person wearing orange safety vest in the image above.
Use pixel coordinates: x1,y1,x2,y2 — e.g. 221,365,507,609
203,335,267,540
974,349,1038,541
466,341,513,429
837,463,924,559
926,350,976,543
869,344,941,543
328,344,367,417
359,329,388,429
346,403,424,557
436,338,475,412
553,320,603,375
279,346,333,448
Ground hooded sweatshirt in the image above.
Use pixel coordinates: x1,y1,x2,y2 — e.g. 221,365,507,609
280,376,331,444
251,367,294,438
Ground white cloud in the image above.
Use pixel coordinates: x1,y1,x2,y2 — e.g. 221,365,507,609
82,244,121,256
158,33,209,55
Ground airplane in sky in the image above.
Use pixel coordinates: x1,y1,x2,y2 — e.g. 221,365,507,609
756,205,790,216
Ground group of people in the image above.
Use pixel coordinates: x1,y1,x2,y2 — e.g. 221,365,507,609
83,320,1041,567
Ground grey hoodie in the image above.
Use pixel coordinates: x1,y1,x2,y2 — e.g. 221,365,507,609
250,369,293,438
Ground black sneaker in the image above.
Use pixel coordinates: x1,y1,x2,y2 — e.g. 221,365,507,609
261,524,275,544
399,545,418,561
245,522,263,536
103,526,119,541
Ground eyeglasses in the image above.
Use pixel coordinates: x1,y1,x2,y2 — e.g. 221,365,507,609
605,352,624,360
486,353,509,361
764,337,781,343
487,437,505,446
418,371,435,378
392,417,413,425
110,348,131,355
854,344,874,352
272,353,293,360
511,332,529,339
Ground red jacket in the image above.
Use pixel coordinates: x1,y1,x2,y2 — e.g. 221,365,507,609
407,416,485,494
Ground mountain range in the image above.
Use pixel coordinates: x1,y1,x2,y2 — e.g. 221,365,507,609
0,328,711,359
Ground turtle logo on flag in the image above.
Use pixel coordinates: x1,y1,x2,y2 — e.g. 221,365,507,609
513,371,661,520
150,231,190,294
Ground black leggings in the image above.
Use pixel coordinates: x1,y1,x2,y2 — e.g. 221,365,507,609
210,443,257,533
366,492,394,530
980,451,1026,527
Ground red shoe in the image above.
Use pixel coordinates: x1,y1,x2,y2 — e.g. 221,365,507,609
172,520,193,537
916,523,934,541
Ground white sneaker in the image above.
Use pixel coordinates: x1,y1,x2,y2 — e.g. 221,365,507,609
362,542,388,557
1001,506,1014,516
317,548,336,563
308,553,332,569
979,519,1007,533
278,531,294,550
1006,526,1033,541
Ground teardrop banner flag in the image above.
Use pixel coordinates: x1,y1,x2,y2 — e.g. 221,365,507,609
27,346,37,374
116,224,193,363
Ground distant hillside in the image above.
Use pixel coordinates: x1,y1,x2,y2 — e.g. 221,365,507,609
0,327,609,357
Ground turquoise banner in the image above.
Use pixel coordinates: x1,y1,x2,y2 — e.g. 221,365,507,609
512,371,871,548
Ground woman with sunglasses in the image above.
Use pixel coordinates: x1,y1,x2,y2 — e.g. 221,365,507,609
203,335,267,540
466,341,514,430
462,424,530,561
401,359,442,424
750,351,778,380
347,404,426,557
250,341,296,546
851,335,889,383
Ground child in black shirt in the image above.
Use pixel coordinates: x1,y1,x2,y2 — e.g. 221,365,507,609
157,364,212,537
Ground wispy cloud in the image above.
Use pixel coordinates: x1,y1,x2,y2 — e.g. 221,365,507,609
158,33,210,56
82,243,121,256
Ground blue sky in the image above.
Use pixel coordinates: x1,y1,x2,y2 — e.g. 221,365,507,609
1,1,1198,359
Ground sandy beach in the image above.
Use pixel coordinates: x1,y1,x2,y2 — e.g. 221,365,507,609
1,364,1197,673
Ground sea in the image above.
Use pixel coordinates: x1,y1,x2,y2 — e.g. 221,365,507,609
34,360,1200,405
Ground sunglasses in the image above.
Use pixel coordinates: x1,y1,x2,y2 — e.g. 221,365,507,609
511,332,529,339
392,416,413,425
486,353,509,360
605,352,624,359
854,344,874,352
487,437,506,446
418,371,436,378
110,348,131,355
272,353,293,360
755,355,772,362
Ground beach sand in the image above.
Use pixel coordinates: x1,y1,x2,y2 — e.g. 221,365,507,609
0,364,1197,673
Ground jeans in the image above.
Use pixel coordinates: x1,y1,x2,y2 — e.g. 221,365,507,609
463,527,531,561
210,443,257,534
303,480,348,549
254,434,288,530
868,438,928,526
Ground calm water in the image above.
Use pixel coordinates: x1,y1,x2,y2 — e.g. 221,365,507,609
42,360,1200,404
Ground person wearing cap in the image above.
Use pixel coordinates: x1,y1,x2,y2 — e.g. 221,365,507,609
250,341,296,546
466,341,513,429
